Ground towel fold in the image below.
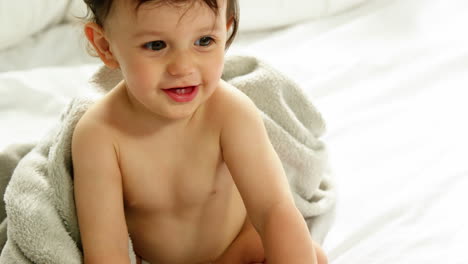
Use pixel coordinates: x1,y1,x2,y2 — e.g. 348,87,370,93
0,56,336,263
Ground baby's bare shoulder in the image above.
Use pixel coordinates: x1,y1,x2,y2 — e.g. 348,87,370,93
74,100,111,135
75,87,127,132
72,96,121,155
209,80,259,120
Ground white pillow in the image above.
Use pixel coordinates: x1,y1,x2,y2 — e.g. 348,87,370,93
0,0,70,51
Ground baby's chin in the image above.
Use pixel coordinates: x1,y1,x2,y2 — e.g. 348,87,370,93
157,103,202,122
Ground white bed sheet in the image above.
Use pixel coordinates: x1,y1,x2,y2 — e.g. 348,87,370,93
1,0,468,263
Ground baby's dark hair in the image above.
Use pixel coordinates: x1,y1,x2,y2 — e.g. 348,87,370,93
83,0,239,48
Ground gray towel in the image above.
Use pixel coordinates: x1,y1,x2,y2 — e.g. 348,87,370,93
0,56,336,263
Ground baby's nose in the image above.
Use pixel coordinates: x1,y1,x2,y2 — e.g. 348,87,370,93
167,52,196,77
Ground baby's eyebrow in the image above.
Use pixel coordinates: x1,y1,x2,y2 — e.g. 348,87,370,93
134,25,222,38
133,30,164,38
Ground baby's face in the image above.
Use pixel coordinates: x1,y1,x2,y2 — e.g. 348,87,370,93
104,0,229,120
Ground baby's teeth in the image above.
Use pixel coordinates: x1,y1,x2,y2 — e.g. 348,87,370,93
176,88,187,94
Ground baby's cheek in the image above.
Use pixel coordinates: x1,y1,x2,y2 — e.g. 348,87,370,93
126,64,158,90
208,53,225,80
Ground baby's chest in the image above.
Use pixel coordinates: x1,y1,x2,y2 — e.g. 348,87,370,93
119,140,230,212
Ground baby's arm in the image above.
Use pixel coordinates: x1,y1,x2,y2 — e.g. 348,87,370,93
220,89,321,264
72,117,131,264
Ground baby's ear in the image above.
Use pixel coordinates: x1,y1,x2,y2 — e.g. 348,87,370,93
84,22,119,69
226,16,234,31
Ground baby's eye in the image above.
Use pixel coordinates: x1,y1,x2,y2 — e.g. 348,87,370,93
195,36,215,47
144,40,167,51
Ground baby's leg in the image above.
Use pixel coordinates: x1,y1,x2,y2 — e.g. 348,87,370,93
214,217,265,264
313,240,328,264
214,217,329,264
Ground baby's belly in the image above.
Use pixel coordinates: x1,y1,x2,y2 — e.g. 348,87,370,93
126,185,246,264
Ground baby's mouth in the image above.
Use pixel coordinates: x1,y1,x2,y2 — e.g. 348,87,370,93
164,86,196,95
162,85,199,103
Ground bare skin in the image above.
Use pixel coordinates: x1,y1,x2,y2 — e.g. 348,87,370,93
112,81,249,263
75,80,261,263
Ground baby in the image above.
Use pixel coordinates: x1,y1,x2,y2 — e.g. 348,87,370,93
72,0,328,263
